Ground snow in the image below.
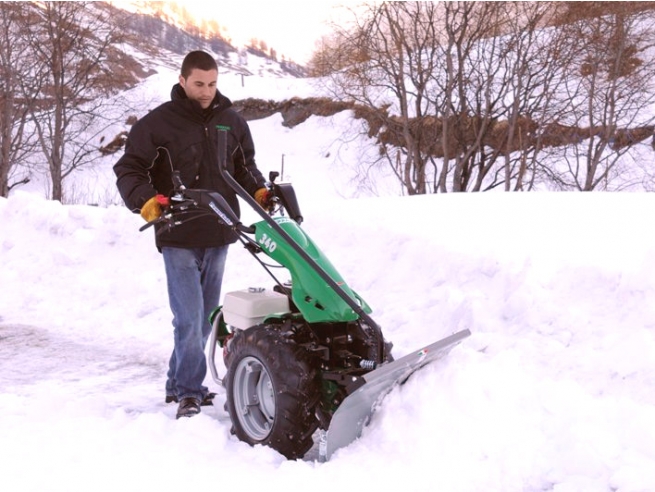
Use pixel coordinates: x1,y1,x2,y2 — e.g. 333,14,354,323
2,53,655,492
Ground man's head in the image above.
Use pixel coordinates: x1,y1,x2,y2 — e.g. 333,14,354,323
179,51,218,109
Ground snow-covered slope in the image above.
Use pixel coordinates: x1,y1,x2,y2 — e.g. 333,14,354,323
2,31,655,492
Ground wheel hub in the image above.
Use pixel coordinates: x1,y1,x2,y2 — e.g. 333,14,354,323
232,356,275,440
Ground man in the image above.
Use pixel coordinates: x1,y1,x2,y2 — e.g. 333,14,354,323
114,50,270,419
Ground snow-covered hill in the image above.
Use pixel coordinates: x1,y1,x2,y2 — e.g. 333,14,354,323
2,180,655,491
2,22,655,492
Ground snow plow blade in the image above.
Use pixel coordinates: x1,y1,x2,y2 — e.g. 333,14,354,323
322,328,471,461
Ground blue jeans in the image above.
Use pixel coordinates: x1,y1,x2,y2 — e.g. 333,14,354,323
162,246,228,401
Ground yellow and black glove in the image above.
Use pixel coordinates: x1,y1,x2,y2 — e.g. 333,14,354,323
254,187,274,212
140,194,170,222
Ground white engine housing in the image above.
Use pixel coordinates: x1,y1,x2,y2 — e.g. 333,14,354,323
222,287,291,330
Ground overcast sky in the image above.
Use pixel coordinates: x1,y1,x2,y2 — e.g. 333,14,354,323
185,0,347,63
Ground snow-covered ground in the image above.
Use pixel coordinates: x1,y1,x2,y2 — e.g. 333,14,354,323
2,51,655,492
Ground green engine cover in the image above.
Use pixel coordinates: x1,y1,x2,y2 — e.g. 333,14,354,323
252,216,371,323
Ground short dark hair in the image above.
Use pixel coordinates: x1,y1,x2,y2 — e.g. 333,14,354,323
181,51,218,79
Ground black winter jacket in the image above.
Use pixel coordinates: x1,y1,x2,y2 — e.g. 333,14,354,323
113,84,266,250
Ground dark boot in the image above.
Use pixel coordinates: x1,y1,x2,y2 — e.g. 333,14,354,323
175,397,201,419
166,392,216,406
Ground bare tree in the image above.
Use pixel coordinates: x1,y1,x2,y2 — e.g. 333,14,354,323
432,1,502,192
315,2,446,195
21,1,130,202
428,2,581,193
0,3,38,197
472,2,576,192
313,2,576,194
312,1,655,194
548,8,655,191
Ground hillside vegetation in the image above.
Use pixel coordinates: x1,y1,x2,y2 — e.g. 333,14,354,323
3,1,655,201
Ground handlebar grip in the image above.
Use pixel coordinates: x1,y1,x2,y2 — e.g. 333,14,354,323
139,220,156,232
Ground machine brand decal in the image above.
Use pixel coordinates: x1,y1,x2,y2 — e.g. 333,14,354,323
209,202,233,225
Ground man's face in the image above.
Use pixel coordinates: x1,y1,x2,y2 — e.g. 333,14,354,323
179,68,218,109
